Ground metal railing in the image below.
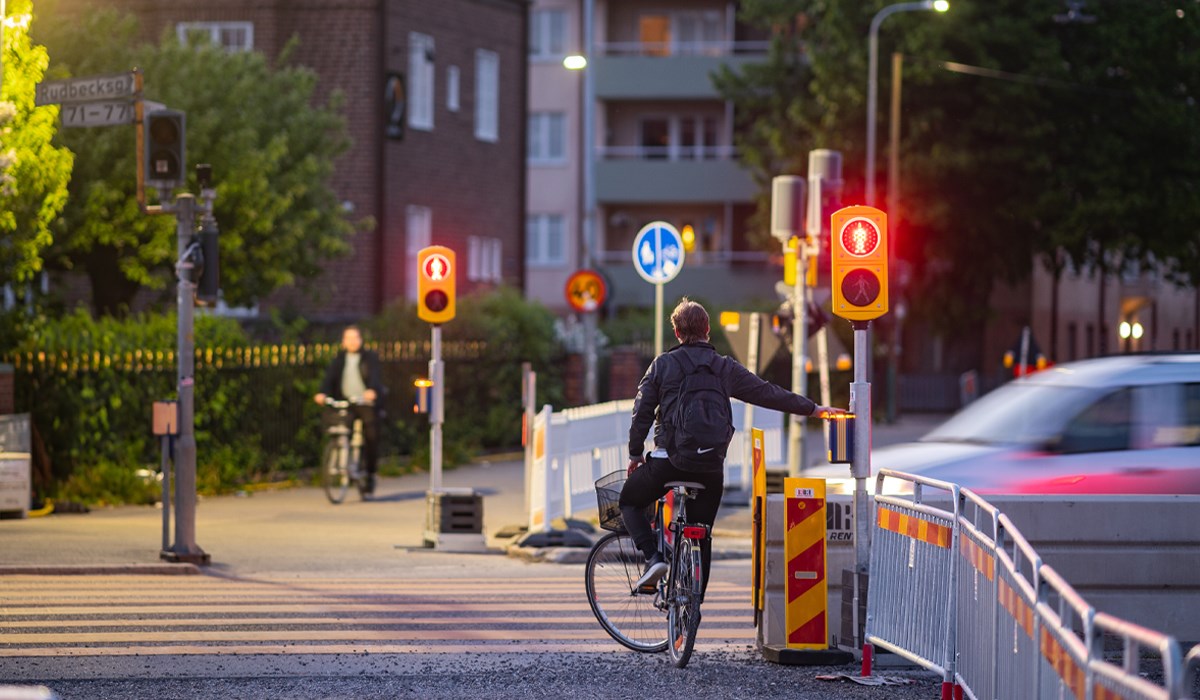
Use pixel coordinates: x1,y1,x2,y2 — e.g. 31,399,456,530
598,145,740,161
598,40,770,57
866,469,1194,700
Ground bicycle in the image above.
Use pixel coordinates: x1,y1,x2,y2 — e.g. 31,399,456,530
321,399,371,504
585,470,709,668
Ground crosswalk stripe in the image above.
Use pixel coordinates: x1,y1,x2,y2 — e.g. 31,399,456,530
0,573,756,658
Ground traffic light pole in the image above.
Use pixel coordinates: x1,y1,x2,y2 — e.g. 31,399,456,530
849,319,872,646
429,324,444,492
788,244,808,476
162,192,210,565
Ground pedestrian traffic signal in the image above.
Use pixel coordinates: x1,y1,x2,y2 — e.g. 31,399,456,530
417,245,456,324
830,205,888,322
144,109,186,188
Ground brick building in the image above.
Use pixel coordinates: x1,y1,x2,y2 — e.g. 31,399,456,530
44,0,527,321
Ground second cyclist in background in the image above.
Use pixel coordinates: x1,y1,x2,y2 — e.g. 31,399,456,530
314,325,386,496
622,298,845,592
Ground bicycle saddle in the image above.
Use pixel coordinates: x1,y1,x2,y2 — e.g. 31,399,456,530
665,481,706,491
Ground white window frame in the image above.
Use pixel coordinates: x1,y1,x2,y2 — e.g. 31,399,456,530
527,112,566,165
447,65,460,112
468,236,503,282
176,21,254,52
405,205,432,301
526,214,567,267
474,49,499,142
408,32,436,131
529,9,568,61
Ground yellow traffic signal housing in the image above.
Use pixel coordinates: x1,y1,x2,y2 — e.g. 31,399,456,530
830,205,888,322
417,245,456,324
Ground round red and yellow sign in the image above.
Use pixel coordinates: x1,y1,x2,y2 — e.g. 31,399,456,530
565,270,607,313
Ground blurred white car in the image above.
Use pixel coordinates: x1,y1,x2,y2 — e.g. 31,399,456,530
809,354,1200,495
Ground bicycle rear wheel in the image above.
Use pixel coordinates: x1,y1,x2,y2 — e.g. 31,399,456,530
667,535,703,668
322,440,350,505
585,531,668,653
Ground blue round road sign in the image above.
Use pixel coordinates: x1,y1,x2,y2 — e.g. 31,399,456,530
631,221,685,284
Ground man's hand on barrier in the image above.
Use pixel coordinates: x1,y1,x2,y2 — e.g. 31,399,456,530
814,405,848,419
627,457,644,476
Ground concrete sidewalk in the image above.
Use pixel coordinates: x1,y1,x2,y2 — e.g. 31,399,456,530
0,413,948,576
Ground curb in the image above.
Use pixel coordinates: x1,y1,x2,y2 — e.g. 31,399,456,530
0,563,202,576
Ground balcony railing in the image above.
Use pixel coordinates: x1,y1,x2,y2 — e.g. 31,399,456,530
598,145,739,161
598,40,770,57
595,249,772,266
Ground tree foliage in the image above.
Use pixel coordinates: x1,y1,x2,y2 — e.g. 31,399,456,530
717,1,1200,344
32,9,367,315
0,0,73,287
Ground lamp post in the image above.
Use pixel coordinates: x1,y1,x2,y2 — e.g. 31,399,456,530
565,0,598,404
865,0,948,206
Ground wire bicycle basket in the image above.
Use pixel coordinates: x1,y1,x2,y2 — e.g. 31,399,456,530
594,470,654,533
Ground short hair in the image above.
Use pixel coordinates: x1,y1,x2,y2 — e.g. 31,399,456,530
343,324,363,338
671,298,710,343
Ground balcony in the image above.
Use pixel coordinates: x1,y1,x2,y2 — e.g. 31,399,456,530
595,250,780,308
592,41,767,100
595,148,757,204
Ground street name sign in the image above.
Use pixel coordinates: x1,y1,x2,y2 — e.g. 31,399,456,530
35,72,137,106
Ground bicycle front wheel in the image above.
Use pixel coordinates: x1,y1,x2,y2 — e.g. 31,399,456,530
584,531,668,653
667,535,703,668
322,440,350,505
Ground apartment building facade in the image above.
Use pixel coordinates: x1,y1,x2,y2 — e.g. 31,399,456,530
525,0,774,315
46,0,527,321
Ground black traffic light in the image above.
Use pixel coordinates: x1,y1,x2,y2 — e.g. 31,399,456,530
773,300,828,354
145,109,186,188
196,217,219,306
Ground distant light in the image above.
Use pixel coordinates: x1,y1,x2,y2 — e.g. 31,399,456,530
932,0,950,12
1119,321,1132,339
836,353,852,371
681,224,696,252
1132,322,1144,340
563,55,587,70
719,311,740,331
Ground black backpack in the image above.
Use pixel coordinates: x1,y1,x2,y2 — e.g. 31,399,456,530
668,351,734,470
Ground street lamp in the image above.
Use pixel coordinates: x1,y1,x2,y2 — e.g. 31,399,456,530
865,0,948,206
564,0,598,404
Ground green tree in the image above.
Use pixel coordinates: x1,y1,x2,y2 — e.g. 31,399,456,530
717,1,1200,364
33,9,367,315
0,0,73,288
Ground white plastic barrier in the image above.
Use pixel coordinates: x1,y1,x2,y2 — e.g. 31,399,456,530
526,399,787,533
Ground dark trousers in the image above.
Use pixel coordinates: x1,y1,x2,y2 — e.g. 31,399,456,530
618,456,724,594
350,405,379,476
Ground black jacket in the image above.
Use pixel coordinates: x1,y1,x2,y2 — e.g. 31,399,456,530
319,350,386,404
628,341,817,459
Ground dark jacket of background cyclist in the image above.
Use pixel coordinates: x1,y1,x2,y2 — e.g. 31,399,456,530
627,341,817,464
318,349,386,407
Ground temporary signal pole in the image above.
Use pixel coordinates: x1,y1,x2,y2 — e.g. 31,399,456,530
770,176,807,476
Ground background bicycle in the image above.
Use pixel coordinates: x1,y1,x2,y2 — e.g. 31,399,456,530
585,470,708,668
321,399,371,504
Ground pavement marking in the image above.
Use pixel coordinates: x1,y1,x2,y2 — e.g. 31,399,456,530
0,574,755,658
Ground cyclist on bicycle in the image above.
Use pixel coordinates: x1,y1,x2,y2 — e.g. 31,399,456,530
314,325,386,495
622,298,845,591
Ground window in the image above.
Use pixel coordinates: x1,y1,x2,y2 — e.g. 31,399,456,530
176,22,254,52
679,116,718,160
408,32,435,131
527,112,566,164
447,66,460,112
529,9,567,59
526,214,566,266
468,236,502,282
1067,322,1077,361
1057,388,1132,454
475,49,499,142
405,205,432,301
639,118,670,159
673,12,723,55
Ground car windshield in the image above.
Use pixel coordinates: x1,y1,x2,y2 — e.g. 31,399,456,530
922,383,1101,446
